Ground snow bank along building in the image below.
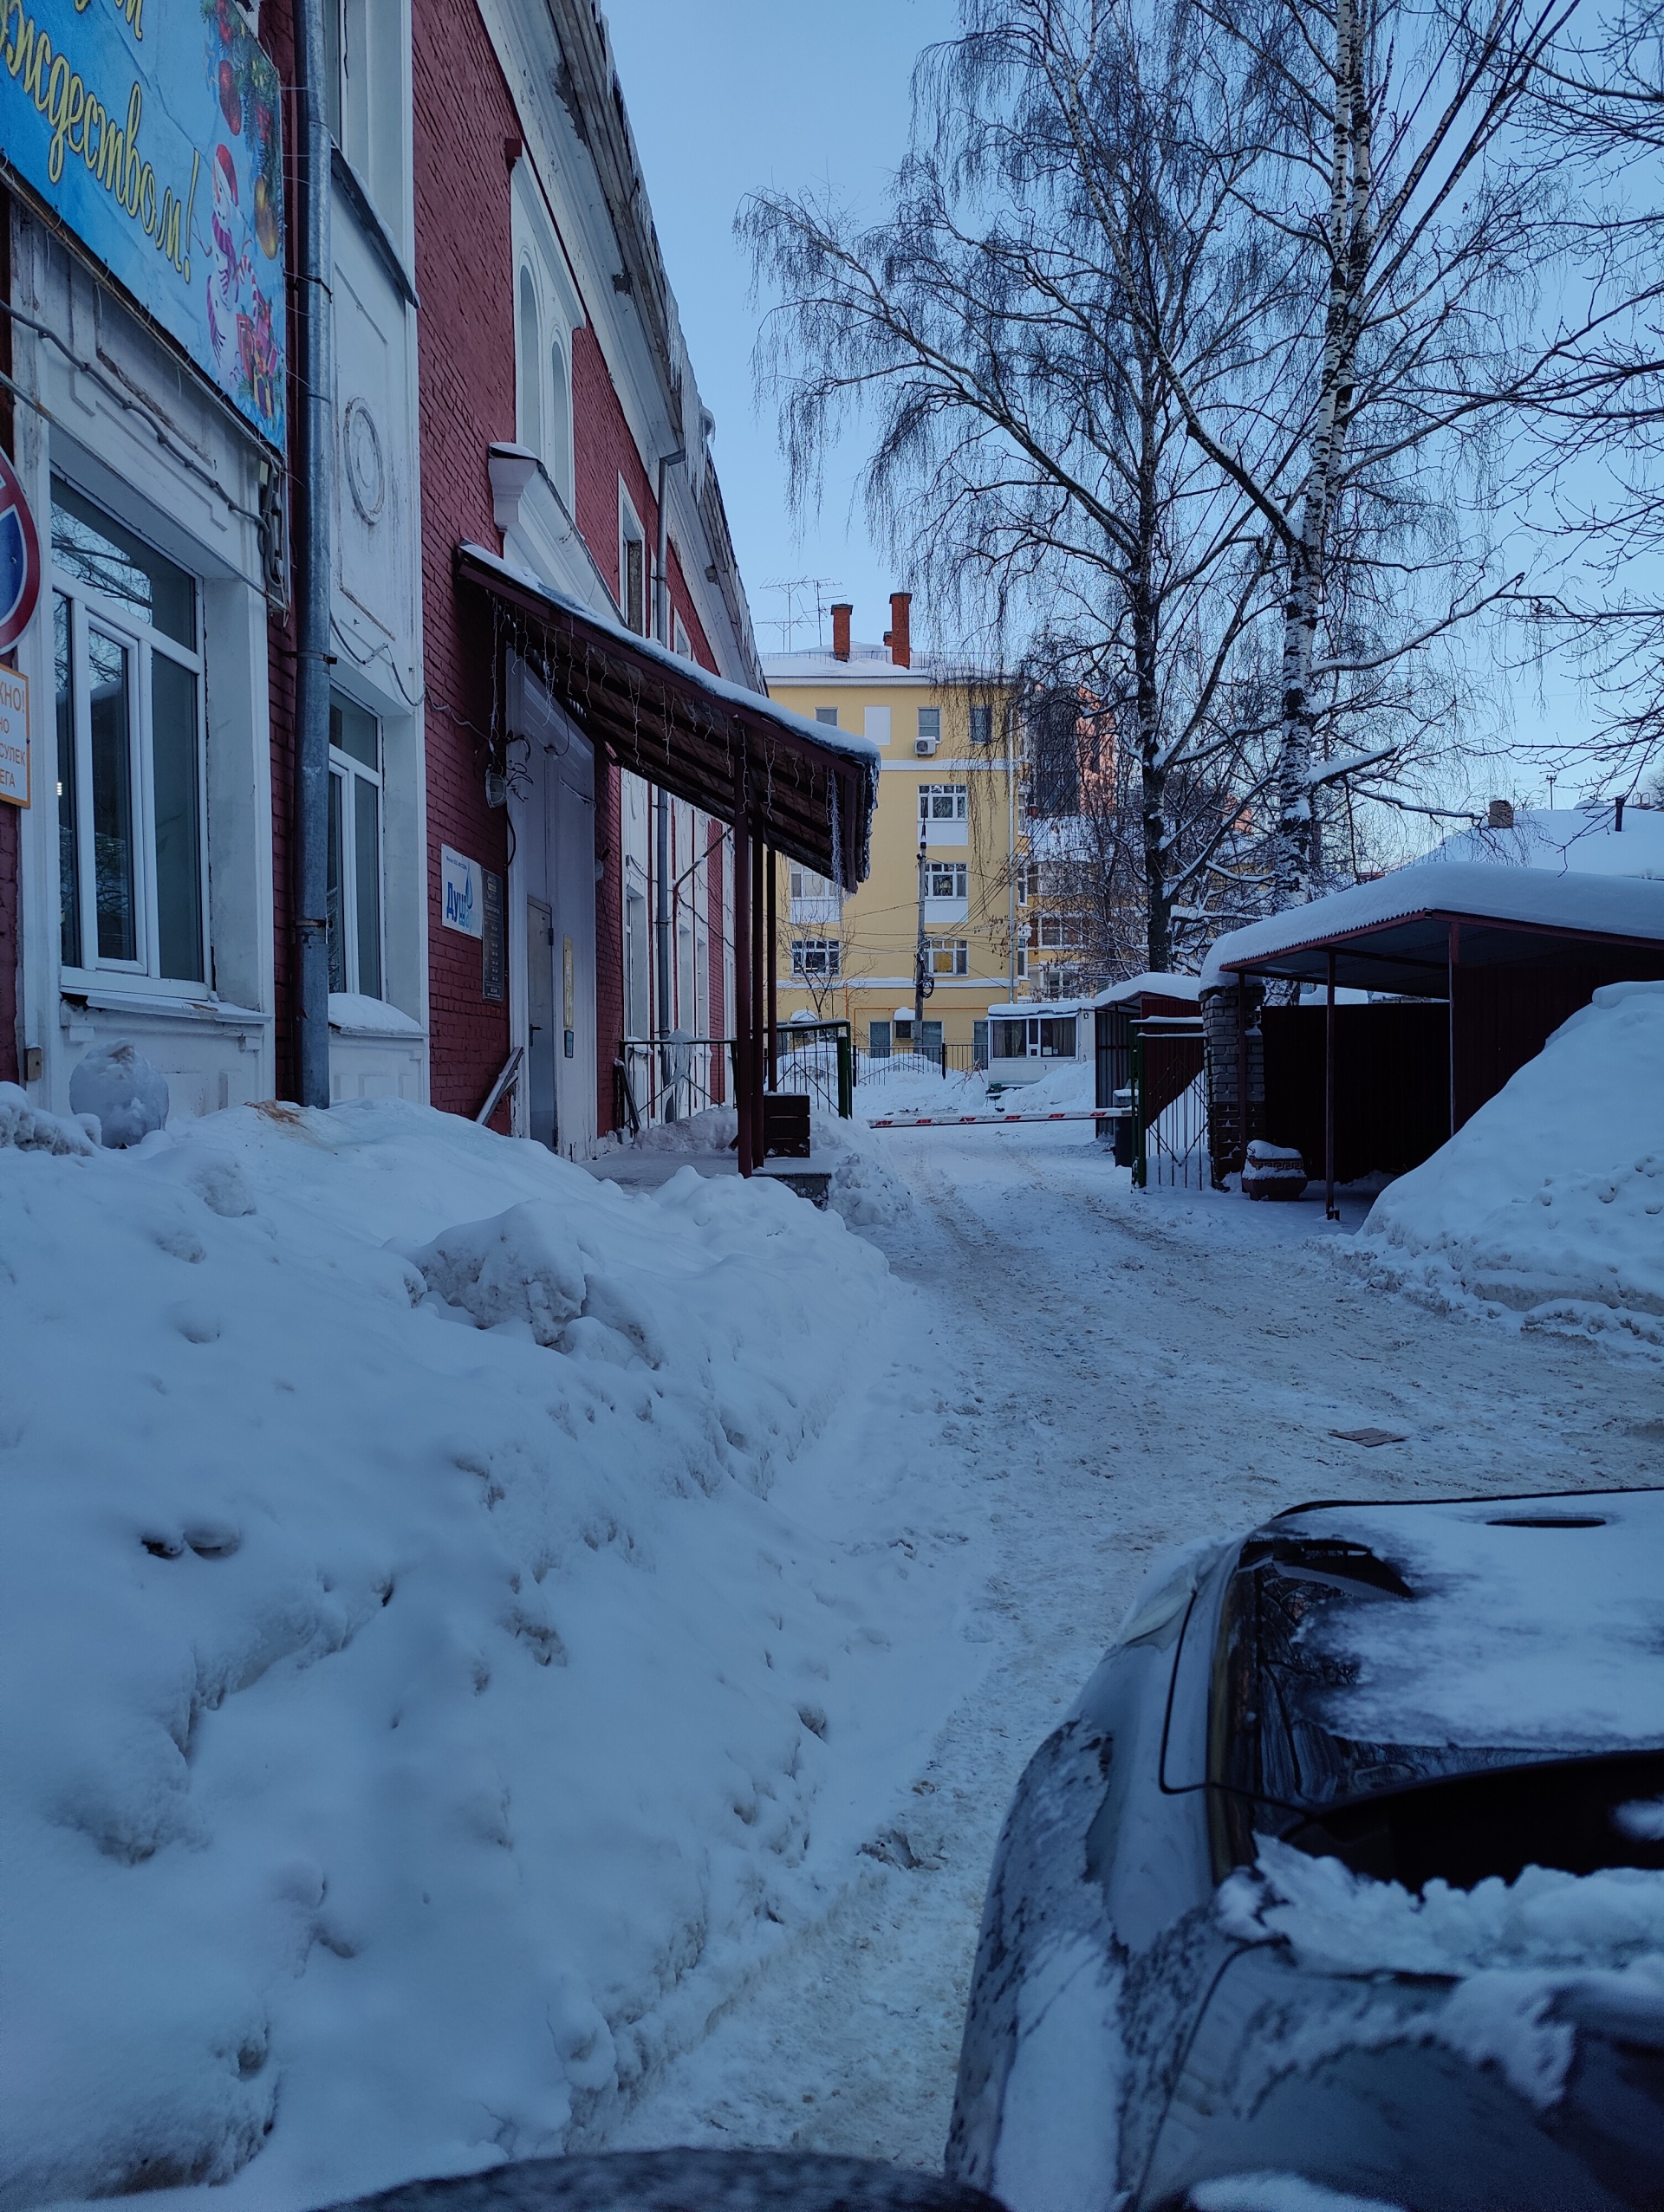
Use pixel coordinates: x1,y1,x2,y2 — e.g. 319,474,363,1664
0,0,871,1153
764,602,1018,1061
1199,809,1664,1195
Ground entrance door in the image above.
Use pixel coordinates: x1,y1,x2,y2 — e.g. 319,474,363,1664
526,898,557,1150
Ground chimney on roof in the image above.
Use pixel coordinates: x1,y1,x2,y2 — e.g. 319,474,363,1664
888,591,912,669
1486,799,1514,829
830,602,852,662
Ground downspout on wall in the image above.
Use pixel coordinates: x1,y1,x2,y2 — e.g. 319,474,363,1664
292,0,334,1107
653,448,684,1067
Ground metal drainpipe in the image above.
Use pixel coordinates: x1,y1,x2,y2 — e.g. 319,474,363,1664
652,449,685,1075
292,0,334,1108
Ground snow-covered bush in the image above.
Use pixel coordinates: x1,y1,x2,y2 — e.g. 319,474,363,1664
1355,980,1664,1352
69,1041,169,1147
0,1080,96,1156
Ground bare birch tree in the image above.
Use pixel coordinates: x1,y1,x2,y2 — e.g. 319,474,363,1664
743,0,1290,972
1143,0,1582,901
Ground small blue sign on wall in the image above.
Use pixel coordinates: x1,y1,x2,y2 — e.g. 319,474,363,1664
0,0,286,448
441,847,484,939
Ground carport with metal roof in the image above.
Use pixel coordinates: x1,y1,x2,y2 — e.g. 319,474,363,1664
1201,863,1664,1214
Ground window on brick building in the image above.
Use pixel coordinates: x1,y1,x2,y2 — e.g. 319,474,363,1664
619,488,647,635
548,338,573,509
324,0,405,244
517,267,543,458
327,691,384,1000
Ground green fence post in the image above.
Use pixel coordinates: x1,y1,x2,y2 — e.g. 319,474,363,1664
1132,1033,1147,1190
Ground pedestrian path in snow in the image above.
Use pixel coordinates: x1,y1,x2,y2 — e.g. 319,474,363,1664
607,1125,1664,2170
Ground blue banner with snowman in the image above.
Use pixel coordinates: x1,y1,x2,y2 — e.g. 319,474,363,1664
0,0,286,449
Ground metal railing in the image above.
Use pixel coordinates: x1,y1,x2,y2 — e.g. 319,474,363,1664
617,1037,728,1131
615,1027,856,1133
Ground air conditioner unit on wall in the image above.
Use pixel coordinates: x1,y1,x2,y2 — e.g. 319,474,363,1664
914,736,939,757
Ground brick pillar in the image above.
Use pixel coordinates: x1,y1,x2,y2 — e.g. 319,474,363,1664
1202,982,1263,1189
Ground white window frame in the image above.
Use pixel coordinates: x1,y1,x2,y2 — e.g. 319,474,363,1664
328,694,385,999
52,503,209,992
516,260,543,458
618,482,647,636
790,936,842,979
928,937,969,976
925,860,967,899
919,782,969,824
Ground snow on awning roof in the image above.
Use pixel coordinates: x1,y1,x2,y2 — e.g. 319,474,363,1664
1201,863,1664,996
457,544,880,889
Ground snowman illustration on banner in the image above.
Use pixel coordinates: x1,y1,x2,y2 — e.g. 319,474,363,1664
198,0,284,441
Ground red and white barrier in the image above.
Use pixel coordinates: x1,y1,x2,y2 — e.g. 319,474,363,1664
865,1108,1124,1128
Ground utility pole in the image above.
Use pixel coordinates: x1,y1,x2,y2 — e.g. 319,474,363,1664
913,828,930,1046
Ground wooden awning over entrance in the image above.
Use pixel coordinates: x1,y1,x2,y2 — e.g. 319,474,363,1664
457,543,878,889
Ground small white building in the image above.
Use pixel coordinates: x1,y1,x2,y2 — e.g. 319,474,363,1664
985,998,1092,1084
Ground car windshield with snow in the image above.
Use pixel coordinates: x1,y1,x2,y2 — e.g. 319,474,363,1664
948,1487,1664,2212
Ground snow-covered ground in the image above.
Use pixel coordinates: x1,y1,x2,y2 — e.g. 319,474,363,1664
608,1119,1664,2170
8,1063,1661,2210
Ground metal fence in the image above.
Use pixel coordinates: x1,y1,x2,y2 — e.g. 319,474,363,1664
1132,1021,1208,1189
856,1039,985,1082
773,1021,854,1118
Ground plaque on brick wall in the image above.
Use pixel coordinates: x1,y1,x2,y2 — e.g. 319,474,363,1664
482,869,504,1002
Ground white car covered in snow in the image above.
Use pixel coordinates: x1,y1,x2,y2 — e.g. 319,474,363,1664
946,1487,1664,2212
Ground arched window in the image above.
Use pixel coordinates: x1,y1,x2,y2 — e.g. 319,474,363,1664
548,337,572,506
517,266,543,457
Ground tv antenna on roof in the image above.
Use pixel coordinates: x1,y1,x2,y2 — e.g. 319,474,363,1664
762,576,842,651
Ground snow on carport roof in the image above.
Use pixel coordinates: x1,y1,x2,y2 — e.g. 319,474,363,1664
1089,971,1203,1006
457,543,880,888
1200,862,1664,994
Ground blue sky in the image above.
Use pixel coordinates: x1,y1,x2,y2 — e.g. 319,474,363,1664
604,0,959,660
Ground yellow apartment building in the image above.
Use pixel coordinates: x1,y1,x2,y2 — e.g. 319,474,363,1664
763,594,1026,1059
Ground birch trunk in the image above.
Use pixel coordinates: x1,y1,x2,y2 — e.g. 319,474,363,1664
1272,0,1373,908
1132,352,1173,972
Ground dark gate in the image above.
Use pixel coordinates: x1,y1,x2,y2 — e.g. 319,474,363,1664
1134,1019,1207,1188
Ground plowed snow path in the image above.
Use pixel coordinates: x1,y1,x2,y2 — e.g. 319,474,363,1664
608,1131,1664,2170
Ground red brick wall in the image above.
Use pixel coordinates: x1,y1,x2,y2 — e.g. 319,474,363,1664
412,0,518,1122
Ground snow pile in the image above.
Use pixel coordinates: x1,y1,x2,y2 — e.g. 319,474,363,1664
1355,981,1664,1352
0,1080,97,1156
1219,1837,1664,2107
856,1064,990,1121
619,1106,914,1229
1189,2176,1406,2212
68,1041,169,1147
0,1101,961,2212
